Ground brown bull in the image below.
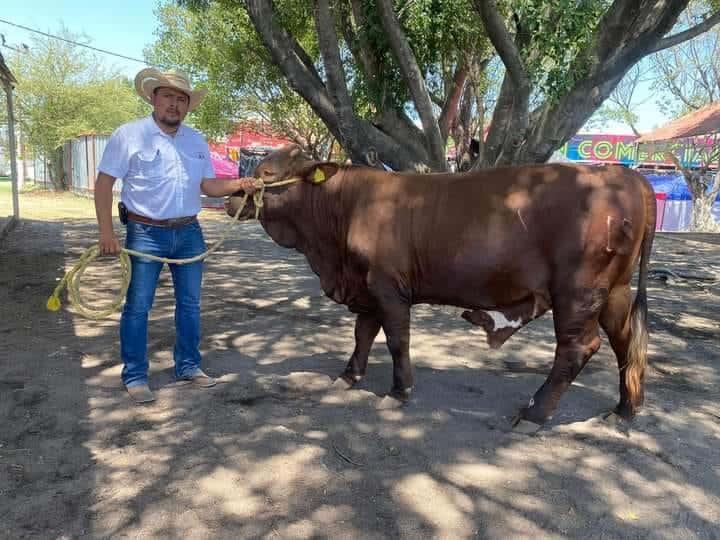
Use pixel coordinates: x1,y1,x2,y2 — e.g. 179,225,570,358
226,145,656,426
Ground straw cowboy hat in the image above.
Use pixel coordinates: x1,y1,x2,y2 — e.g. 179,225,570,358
134,67,207,112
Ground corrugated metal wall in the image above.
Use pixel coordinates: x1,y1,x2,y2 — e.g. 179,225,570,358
32,134,210,205
28,134,123,195
33,157,50,187
65,135,114,194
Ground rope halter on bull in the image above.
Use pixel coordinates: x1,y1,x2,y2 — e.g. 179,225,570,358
46,176,301,320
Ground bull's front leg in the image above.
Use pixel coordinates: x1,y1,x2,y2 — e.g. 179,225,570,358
380,302,413,404
337,312,382,387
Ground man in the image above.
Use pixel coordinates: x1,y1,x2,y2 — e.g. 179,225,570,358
94,68,258,403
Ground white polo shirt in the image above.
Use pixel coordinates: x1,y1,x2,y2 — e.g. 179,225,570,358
98,115,216,219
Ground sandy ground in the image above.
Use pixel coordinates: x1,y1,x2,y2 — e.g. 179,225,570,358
0,215,719,539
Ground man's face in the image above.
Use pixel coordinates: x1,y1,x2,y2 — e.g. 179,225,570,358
151,87,189,127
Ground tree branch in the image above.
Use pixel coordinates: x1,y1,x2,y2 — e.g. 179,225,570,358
376,0,447,170
372,109,429,161
245,0,430,170
313,0,355,124
438,61,469,142
244,0,340,139
473,0,530,165
344,0,381,83
649,10,720,54
474,1,528,97
593,0,688,85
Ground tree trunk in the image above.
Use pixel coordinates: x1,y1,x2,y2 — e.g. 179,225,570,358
473,0,718,166
376,0,447,170
691,191,719,231
687,170,720,231
49,147,66,191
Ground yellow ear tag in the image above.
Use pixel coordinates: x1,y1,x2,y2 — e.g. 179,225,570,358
46,295,61,312
312,168,326,184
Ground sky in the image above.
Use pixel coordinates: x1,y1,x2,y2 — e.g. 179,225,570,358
0,1,670,136
0,0,159,79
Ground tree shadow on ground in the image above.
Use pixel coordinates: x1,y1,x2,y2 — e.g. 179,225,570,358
1,219,718,538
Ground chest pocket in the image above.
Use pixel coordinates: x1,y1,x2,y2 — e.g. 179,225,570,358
131,150,163,179
178,150,208,183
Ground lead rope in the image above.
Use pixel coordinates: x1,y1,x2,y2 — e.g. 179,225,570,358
46,177,300,320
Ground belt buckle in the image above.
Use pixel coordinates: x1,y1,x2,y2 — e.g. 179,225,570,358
166,216,193,227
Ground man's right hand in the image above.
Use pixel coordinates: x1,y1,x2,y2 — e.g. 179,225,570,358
236,177,262,195
99,231,122,255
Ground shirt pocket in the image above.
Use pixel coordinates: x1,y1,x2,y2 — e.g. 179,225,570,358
130,150,163,179
178,152,208,184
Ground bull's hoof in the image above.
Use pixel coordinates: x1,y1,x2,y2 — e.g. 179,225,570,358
377,395,405,410
612,402,638,421
601,410,625,425
377,387,412,410
603,407,636,425
601,410,632,435
331,374,357,391
511,417,543,434
334,372,363,389
390,387,412,401
515,402,551,426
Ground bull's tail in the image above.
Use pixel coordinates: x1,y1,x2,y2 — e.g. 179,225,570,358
624,186,656,408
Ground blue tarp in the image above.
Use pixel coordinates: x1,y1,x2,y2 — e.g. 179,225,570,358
643,173,720,201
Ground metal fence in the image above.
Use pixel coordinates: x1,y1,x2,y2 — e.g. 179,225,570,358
31,134,121,194
66,134,120,194
32,156,50,187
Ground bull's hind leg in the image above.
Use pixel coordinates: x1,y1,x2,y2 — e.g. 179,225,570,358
337,312,382,387
600,284,643,420
516,287,606,425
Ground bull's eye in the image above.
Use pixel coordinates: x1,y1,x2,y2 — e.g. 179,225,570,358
262,170,275,177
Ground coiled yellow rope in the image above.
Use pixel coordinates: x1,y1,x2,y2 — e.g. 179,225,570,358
46,177,300,320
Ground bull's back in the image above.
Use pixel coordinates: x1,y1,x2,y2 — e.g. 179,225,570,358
351,164,651,308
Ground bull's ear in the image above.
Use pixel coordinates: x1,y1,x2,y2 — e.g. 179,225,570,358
300,163,340,185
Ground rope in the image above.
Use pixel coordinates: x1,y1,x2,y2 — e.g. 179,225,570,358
46,177,300,320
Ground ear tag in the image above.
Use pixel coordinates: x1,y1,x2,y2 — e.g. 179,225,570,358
312,168,326,183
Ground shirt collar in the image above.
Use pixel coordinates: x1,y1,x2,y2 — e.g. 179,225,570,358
147,114,186,138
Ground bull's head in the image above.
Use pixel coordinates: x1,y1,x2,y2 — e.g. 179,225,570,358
225,144,340,220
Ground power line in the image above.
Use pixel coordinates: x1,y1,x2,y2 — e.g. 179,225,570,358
0,17,153,66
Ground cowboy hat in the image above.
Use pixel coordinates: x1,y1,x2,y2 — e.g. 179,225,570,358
134,67,207,112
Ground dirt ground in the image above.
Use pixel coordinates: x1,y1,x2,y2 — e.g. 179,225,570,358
1,213,719,539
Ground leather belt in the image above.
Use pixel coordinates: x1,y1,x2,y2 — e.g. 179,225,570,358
127,211,197,228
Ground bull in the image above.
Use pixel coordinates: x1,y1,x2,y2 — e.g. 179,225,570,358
226,145,656,427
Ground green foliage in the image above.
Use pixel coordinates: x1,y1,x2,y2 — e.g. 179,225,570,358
509,0,609,101
7,28,146,160
345,0,488,109
146,0,327,142
154,0,490,136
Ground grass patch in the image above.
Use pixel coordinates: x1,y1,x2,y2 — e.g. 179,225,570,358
0,184,112,220
0,184,226,221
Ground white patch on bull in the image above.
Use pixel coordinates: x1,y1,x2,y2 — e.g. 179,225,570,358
528,397,535,407
485,311,522,331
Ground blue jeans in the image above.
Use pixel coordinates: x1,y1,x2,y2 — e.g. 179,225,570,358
120,220,206,388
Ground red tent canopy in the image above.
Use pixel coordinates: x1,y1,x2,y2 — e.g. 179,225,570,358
224,122,290,150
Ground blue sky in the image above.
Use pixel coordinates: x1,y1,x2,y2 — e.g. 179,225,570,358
0,1,668,135
0,0,159,78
